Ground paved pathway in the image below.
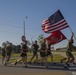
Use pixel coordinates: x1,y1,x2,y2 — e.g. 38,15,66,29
0,61,76,75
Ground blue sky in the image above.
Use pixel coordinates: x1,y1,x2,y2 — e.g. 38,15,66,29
0,0,76,49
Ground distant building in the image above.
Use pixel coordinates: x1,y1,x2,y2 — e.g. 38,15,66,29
56,47,67,51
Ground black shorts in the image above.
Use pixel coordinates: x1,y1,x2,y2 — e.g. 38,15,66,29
40,52,47,57
2,54,6,57
7,53,11,57
20,53,27,57
66,51,74,58
33,51,37,55
47,51,52,56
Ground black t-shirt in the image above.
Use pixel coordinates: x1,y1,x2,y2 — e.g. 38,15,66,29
32,44,39,51
22,44,28,52
47,43,51,51
41,43,46,50
2,48,6,55
6,46,12,54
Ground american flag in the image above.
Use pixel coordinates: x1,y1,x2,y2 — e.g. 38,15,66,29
42,10,69,33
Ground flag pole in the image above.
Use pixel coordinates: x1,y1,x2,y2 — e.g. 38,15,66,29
68,26,76,40
52,45,54,63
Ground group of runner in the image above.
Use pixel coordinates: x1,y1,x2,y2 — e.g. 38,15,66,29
1,32,76,68
14,39,53,68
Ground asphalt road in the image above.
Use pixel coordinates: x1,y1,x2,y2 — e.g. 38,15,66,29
0,52,76,75
0,60,75,75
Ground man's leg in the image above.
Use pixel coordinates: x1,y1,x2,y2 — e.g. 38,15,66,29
36,54,38,61
70,56,75,64
50,54,53,62
29,54,35,64
61,58,67,63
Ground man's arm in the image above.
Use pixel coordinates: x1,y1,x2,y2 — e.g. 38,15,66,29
71,32,74,40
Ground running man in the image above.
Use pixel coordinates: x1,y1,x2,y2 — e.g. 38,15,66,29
15,41,28,67
4,43,13,66
61,32,76,65
46,41,53,63
29,40,39,64
1,46,6,64
34,39,48,68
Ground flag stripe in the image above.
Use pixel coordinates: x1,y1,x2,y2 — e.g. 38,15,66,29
42,21,68,31
45,25,68,33
42,19,49,25
42,19,65,27
42,22,68,31
44,19,67,28
45,24,68,32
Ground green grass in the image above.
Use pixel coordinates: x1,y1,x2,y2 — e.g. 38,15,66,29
47,54,64,62
73,53,76,56
0,52,66,63
11,52,32,57
10,53,65,63
1,51,76,63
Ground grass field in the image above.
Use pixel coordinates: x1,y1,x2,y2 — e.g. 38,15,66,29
8,52,65,63
0,51,76,63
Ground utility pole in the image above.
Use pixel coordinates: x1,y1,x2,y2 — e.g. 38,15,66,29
23,21,25,36
23,16,28,37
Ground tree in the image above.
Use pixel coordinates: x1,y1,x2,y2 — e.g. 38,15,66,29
38,34,44,46
2,41,13,47
26,40,31,46
2,42,7,48
0,46,2,53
